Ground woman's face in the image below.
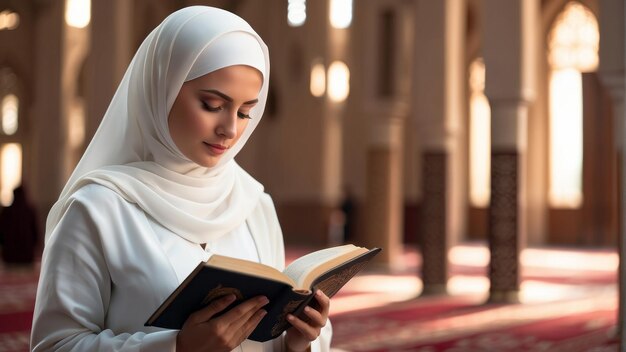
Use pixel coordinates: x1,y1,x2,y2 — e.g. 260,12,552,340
168,65,263,168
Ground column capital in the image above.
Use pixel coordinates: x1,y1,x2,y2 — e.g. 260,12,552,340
369,114,404,149
489,98,529,151
483,0,538,104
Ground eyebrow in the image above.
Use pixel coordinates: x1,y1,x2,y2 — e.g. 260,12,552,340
200,89,259,105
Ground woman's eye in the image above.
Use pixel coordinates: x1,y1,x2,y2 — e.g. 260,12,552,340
201,101,222,112
237,111,252,119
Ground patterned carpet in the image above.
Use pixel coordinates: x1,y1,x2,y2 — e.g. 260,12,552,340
0,264,37,352
0,244,619,351
326,245,619,351
330,293,617,351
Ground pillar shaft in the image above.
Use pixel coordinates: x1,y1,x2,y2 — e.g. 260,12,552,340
363,115,404,269
87,0,133,141
420,152,447,293
413,0,465,293
597,0,625,345
483,0,537,302
32,0,66,215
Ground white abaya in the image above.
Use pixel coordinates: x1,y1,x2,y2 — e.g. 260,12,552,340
30,184,332,351
30,6,332,351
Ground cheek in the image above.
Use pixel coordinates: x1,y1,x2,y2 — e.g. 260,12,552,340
233,119,250,142
169,109,209,150
179,107,212,136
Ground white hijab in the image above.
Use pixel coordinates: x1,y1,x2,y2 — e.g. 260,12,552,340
45,6,270,244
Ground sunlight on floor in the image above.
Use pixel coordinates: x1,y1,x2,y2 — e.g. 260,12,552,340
448,245,490,267
330,274,422,315
331,244,617,315
448,244,618,272
448,275,489,296
521,248,618,271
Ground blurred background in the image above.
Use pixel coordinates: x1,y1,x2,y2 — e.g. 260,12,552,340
0,0,625,351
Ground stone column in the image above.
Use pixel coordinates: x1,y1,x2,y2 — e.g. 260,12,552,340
597,0,625,346
31,0,67,216
413,0,466,294
62,22,90,180
246,0,345,246
364,114,405,269
87,0,133,140
356,0,414,270
483,0,537,303
487,102,528,303
321,2,349,232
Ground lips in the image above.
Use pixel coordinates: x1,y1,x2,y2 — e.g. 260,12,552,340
203,142,229,155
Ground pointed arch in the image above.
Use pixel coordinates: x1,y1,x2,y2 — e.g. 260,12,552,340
547,1,598,208
0,67,22,205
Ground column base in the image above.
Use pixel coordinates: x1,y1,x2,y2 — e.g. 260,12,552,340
419,284,448,296
487,289,520,304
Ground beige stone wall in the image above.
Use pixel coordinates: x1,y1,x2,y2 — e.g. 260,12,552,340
1,0,620,251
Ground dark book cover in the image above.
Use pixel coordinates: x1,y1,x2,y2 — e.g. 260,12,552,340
145,247,381,342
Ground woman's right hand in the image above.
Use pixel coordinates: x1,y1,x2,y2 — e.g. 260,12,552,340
176,294,269,352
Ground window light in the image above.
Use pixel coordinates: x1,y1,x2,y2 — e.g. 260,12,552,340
327,61,350,102
0,10,19,31
1,94,18,135
330,0,353,29
310,60,326,97
0,143,21,206
288,0,306,27
65,0,91,28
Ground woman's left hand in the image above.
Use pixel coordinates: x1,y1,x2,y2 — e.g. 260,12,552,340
284,290,330,352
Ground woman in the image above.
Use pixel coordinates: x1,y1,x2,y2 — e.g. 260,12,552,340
30,6,331,352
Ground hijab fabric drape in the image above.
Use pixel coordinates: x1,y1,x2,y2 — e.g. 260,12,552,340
45,6,270,244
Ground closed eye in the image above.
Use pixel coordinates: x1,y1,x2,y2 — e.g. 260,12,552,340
237,111,252,119
201,101,222,112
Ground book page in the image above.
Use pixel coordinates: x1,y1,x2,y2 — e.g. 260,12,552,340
208,254,296,287
283,244,367,289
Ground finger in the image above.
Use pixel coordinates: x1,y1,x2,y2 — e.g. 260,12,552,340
188,294,237,324
234,308,267,342
287,313,319,341
219,296,269,328
314,290,330,318
302,306,325,328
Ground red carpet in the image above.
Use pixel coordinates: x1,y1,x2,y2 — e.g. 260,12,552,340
326,245,619,351
0,264,38,352
330,295,618,351
0,245,620,351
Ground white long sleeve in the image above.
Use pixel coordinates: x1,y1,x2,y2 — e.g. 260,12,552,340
31,185,182,351
30,184,328,352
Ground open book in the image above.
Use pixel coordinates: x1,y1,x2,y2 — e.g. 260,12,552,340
145,244,381,342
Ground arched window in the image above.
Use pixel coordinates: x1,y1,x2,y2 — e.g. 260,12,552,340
287,0,306,27
548,2,598,208
0,10,20,31
330,0,353,29
327,60,350,102
310,59,326,97
65,0,91,28
0,143,21,206
469,58,491,207
0,67,22,205
1,94,18,135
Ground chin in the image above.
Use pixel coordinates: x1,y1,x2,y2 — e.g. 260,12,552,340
193,157,220,168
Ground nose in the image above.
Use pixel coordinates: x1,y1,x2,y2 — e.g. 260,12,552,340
216,111,237,139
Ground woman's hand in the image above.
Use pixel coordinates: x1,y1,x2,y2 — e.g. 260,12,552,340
284,290,330,352
176,294,269,352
